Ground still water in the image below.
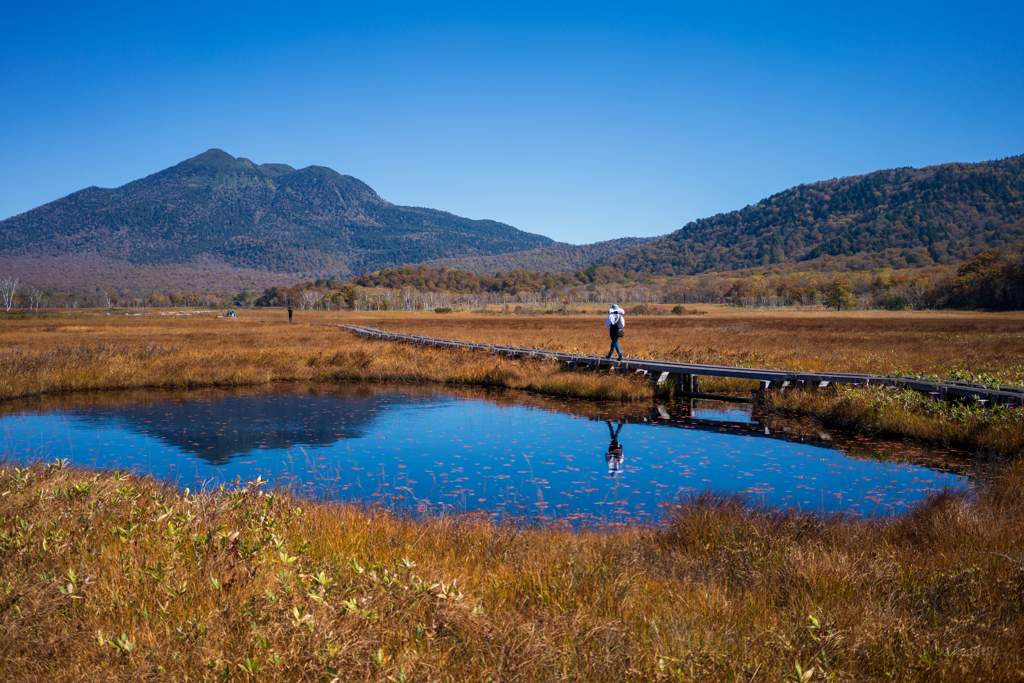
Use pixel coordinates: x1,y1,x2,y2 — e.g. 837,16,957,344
0,384,972,525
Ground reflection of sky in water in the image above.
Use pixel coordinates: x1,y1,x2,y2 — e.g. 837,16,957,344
0,388,971,526
691,401,756,423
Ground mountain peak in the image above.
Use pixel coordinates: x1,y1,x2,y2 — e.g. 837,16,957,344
185,148,235,163
177,148,250,172
0,149,555,288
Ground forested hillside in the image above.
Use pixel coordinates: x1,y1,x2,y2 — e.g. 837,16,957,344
604,155,1024,275
351,263,634,294
420,237,654,274
0,149,554,285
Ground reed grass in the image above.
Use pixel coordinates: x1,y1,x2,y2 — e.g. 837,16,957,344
1,461,1022,681
0,311,651,402
350,308,1024,387
2,310,1024,679
5,307,1024,401
764,384,1024,459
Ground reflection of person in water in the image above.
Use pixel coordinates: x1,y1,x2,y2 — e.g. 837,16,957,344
605,420,625,476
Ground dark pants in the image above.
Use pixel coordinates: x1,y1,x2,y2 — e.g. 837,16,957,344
607,336,622,359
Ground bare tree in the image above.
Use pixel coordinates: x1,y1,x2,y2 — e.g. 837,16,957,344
27,287,44,311
299,289,321,310
0,277,18,312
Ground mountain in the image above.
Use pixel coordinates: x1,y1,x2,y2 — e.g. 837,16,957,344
602,155,1024,275
418,236,655,274
0,149,555,291
6,150,1022,295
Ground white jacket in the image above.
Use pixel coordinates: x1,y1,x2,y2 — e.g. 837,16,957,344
605,311,625,330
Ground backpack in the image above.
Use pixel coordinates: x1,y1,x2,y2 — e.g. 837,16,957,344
613,314,624,336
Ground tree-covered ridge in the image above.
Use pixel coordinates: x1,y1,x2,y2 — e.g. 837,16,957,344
351,264,635,294
0,149,555,277
7,243,1018,312
603,155,1024,275
419,237,656,274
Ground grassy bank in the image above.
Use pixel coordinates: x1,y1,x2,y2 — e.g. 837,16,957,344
763,384,1024,460
5,306,1024,402
0,312,650,402
1,461,1022,681
3,308,1024,458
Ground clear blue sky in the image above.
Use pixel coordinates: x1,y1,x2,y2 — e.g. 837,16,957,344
2,1,1022,244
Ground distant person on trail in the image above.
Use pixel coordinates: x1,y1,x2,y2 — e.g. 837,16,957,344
604,305,625,360
605,420,625,476
288,305,293,323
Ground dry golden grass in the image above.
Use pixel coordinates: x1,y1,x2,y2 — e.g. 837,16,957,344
1,460,1023,681
2,310,1024,680
0,310,651,402
4,307,1023,399
765,384,1024,459
349,307,1024,386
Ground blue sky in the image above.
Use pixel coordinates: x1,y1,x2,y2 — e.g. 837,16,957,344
2,1,1022,244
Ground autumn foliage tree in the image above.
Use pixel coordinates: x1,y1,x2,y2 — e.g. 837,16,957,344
824,277,855,311
933,246,1024,310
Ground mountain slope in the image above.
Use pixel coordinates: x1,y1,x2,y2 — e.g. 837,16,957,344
0,149,554,282
603,155,1024,275
419,237,656,274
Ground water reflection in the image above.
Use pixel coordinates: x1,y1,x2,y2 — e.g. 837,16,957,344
605,421,625,476
49,388,438,465
0,384,974,525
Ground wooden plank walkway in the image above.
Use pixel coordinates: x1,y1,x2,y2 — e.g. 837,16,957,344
337,324,1024,407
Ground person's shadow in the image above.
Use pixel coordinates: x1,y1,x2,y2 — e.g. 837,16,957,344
605,420,625,476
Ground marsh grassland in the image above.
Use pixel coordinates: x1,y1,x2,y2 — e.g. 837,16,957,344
4,306,1024,398
1,307,1023,681
0,311,654,403
353,307,1024,386
2,459,1023,681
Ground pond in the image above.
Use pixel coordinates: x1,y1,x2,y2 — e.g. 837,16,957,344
0,384,974,526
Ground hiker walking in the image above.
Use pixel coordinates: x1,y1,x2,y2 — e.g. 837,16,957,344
604,305,625,360
288,305,293,323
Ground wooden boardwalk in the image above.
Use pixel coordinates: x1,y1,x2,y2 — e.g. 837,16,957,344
338,324,1024,407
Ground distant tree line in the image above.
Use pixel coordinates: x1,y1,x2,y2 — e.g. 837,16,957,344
351,264,636,294
930,245,1024,310
254,247,1023,313
3,245,1021,313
